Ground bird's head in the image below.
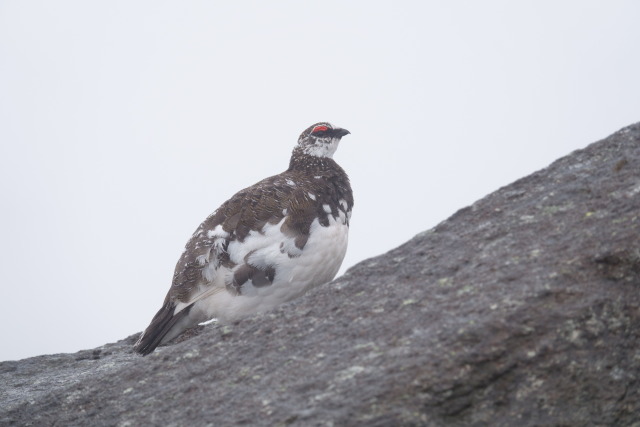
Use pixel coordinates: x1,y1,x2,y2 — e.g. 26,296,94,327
296,122,350,158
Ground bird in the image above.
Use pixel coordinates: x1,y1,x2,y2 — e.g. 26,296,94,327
134,122,353,355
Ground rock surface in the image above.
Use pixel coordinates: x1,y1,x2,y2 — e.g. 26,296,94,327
2,123,640,426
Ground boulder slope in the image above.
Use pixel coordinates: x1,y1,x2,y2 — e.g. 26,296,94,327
2,123,640,426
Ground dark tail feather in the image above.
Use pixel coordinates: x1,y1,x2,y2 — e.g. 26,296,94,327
133,302,193,356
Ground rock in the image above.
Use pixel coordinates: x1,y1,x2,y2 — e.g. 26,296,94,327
2,123,640,426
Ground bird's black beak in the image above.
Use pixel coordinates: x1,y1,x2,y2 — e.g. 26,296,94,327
332,128,351,138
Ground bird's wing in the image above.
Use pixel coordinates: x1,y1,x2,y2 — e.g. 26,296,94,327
166,173,318,306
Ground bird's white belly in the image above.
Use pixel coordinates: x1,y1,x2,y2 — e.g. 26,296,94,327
190,216,349,322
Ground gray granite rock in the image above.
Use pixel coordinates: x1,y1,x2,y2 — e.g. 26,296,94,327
2,123,640,426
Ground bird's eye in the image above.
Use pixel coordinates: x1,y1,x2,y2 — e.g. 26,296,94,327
311,125,329,136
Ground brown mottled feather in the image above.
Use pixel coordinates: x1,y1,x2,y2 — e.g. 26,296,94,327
169,160,352,304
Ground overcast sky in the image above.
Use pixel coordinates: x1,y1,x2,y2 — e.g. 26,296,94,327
1,1,639,361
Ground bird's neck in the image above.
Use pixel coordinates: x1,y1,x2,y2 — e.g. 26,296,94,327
288,147,341,174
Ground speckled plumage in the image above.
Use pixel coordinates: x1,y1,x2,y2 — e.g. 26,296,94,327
134,122,352,355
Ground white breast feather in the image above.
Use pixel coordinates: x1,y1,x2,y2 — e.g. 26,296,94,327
185,214,349,323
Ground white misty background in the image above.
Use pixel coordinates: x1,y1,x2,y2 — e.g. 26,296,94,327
1,1,639,361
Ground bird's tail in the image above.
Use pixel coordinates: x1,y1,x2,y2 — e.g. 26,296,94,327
133,302,194,356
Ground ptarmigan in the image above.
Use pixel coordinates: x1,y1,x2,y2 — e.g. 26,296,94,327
134,122,352,355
